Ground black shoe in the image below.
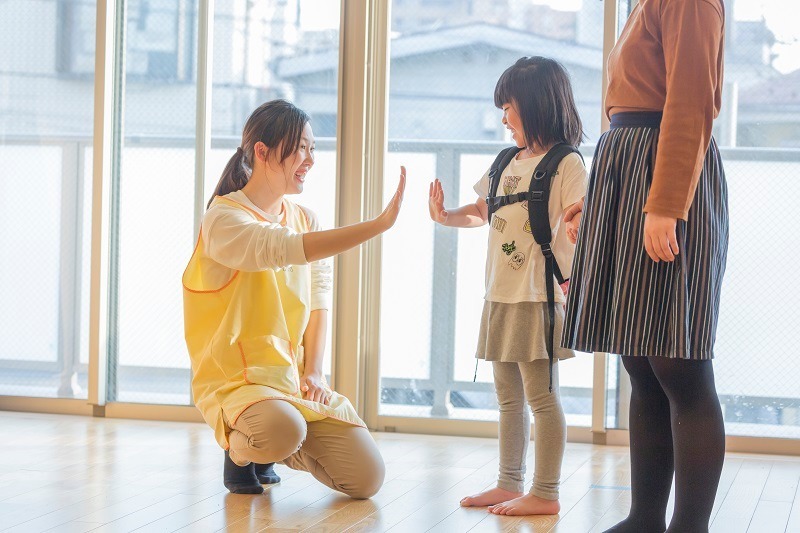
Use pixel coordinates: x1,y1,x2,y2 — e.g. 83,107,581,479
223,451,263,494
254,462,281,484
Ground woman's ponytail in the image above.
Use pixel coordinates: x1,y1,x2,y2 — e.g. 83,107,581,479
207,147,250,208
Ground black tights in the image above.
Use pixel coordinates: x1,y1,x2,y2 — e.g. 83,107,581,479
605,356,725,533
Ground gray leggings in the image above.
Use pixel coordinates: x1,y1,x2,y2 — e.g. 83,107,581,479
493,359,566,500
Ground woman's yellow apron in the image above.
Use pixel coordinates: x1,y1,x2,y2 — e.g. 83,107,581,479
183,195,364,450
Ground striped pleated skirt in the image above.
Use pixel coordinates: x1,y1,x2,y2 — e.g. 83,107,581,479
563,112,729,360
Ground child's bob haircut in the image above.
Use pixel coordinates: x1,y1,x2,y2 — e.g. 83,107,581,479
494,56,585,149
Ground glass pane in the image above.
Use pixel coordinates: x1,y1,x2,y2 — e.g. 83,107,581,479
714,152,800,438
379,0,604,423
206,0,341,378
0,0,95,399
607,0,800,439
111,0,199,404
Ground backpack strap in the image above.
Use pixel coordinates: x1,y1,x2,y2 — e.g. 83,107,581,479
486,146,522,221
527,143,582,392
526,143,582,259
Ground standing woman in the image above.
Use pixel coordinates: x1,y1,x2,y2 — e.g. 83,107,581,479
563,1,727,532
184,100,405,497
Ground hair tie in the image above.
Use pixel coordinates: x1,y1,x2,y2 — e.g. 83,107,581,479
236,146,244,156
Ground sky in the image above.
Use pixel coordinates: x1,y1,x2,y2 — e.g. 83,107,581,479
736,0,800,72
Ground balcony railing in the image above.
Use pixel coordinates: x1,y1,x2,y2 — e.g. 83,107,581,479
1,134,799,437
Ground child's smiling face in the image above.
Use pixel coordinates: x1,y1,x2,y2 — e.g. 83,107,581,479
501,101,525,149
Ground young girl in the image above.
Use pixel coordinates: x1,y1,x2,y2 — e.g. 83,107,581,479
428,57,587,516
184,99,405,496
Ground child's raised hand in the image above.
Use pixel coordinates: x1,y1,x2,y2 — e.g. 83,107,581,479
377,166,406,231
428,179,448,224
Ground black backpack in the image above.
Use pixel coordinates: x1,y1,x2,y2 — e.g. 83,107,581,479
485,143,583,392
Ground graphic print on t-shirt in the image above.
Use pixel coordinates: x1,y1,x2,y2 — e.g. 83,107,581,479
473,151,587,304
492,215,508,233
509,251,526,270
503,175,522,195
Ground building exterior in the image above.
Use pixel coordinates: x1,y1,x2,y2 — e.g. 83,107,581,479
0,0,785,145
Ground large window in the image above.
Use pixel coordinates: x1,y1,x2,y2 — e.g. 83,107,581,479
1,0,799,451
379,0,605,424
108,0,200,404
603,0,800,439
105,0,343,405
0,0,96,399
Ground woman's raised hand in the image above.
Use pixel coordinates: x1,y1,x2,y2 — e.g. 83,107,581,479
428,179,448,224
301,166,406,263
377,166,406,231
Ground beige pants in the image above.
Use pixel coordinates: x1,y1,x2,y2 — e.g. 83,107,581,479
226,399,385,499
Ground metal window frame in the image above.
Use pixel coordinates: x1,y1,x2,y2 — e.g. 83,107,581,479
362,0,619,440
86,0,117,410
331,0,392,418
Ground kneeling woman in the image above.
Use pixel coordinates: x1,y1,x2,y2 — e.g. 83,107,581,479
183,100,405,497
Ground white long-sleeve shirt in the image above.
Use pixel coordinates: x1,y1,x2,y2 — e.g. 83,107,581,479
201,190,333,311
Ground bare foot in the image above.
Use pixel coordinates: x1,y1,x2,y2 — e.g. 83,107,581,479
488,493,561,516
460,487,523,507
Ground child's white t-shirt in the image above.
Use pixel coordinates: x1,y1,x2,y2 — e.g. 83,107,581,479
473,151,588,304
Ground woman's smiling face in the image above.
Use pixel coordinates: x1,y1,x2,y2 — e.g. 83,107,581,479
282,122,315,195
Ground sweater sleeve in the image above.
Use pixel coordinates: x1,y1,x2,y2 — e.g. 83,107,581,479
201,204,308,271
644,0,724,220
301,206,333,311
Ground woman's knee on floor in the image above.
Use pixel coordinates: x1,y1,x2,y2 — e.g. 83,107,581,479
233,400,307,464
343,450,386,499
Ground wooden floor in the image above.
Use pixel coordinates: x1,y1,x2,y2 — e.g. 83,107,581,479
1,412,799,532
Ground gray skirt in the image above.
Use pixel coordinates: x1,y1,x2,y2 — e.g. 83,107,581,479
563,114,729,359
476,300,576,363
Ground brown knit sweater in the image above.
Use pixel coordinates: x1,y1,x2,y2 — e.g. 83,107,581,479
606,0,725,220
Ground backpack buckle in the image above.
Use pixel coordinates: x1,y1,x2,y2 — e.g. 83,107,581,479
541,243,554,258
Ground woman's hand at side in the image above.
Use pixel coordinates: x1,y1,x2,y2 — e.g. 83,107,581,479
300,371,332,405
643,213,679,262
